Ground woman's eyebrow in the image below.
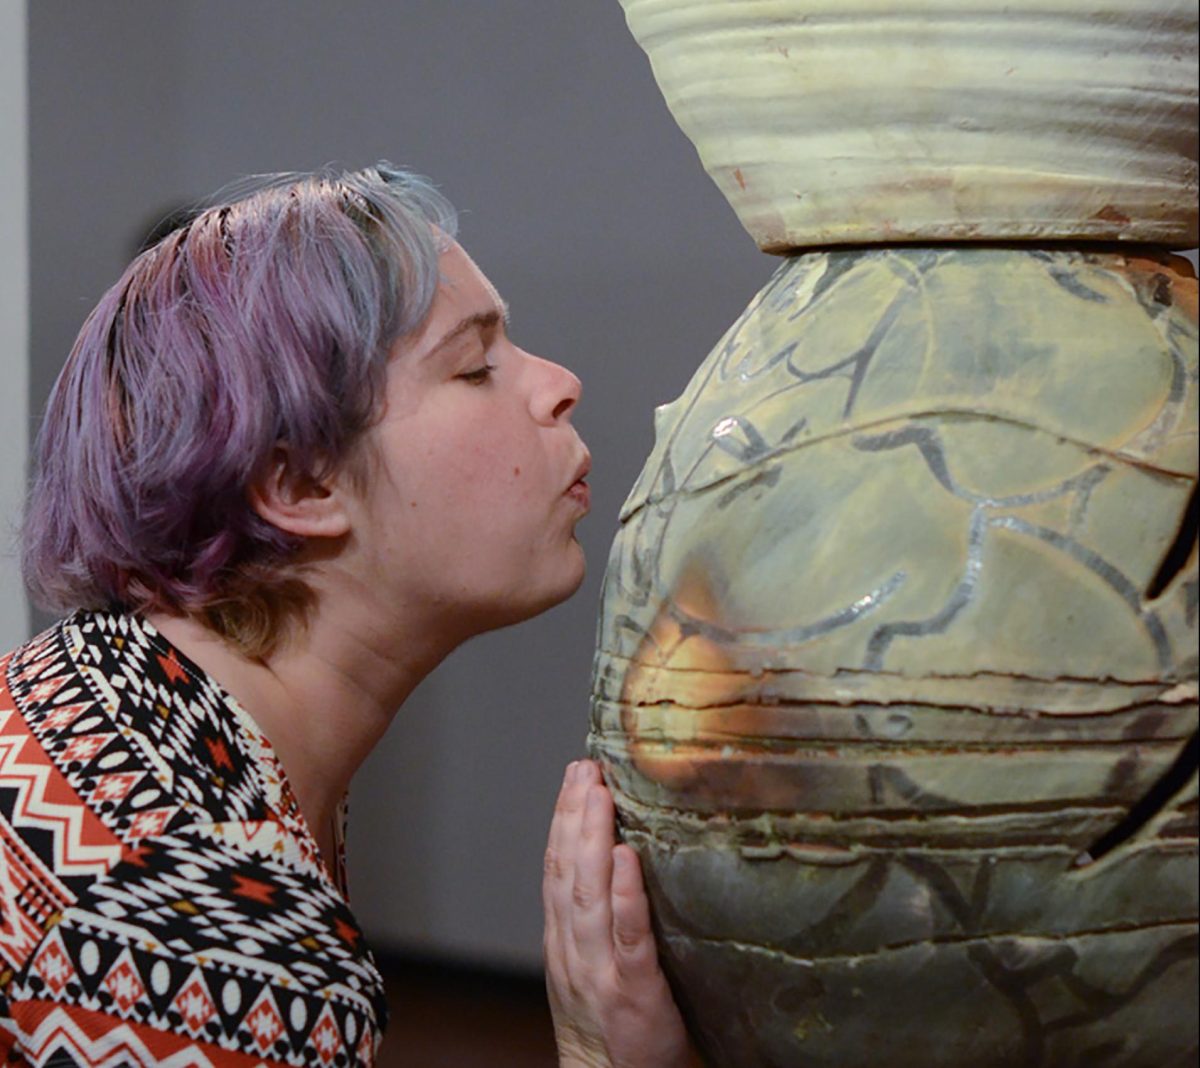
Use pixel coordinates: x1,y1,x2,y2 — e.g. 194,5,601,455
424,303,510,359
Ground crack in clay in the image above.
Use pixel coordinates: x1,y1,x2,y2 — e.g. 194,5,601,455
595,649,1192,689
612,798,1158,826
662,919,1199,967
853,425,1115,510
592,731,1196,751
618,827,1134,852
629,838,1111,858
626,814,1199,845
624,406,1196,520
600,693,1193,716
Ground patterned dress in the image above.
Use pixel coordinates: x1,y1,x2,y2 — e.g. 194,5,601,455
0,611,387,1066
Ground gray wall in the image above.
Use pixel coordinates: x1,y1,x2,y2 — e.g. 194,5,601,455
0,0,28,651
26,2,1198,975
27,1,767,971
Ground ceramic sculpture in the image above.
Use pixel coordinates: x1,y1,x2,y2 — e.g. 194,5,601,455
617,0,1199,250
591,3,1199,1066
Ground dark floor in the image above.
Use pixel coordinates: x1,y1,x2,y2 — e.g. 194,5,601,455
376,953,560,1068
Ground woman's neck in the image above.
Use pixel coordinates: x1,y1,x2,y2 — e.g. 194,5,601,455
146,595,455,875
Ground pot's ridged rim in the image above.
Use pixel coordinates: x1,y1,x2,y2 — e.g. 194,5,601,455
619,0,1200,249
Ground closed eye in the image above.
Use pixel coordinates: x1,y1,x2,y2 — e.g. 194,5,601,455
458,364,495,385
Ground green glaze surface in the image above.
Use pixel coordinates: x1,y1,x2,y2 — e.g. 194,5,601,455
591,246,1198,1066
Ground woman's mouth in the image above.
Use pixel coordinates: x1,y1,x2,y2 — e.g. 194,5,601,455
566,453,592,512
566,477,591,512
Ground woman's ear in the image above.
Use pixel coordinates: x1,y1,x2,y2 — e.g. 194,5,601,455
248,446,352,540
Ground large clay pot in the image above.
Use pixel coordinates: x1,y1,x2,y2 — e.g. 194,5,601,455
617,0,1199,250
590,246,1198,1066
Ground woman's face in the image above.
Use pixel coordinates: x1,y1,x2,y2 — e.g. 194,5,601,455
344,241,590,636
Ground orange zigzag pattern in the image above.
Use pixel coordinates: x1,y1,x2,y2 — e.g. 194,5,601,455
7,1000,278,1067
0,692,123,877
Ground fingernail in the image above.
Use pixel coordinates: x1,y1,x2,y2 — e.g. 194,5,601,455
565,761,578,784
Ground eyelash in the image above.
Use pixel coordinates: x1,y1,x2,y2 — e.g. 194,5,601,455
458,363,496,385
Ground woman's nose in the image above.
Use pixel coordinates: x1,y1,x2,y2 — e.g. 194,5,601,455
527,352,582,424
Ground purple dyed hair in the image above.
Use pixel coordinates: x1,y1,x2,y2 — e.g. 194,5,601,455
23,162,457,652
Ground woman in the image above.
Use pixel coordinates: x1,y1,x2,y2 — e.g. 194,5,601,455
4,164,695,1066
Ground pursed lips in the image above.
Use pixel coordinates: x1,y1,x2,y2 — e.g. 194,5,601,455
565,452,592,509
569,453,591,489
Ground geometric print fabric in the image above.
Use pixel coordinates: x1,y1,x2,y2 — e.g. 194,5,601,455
0,612,385,1065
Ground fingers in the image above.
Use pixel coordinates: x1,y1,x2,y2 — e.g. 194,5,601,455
544,762,581,884
566,781,616,972
543,765,697,1068
543,761,603,974
546,763,600,884
611,843,661,978
546,761,655,979
544,764,586,947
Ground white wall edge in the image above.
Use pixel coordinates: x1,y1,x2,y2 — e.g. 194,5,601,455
1,0,30,649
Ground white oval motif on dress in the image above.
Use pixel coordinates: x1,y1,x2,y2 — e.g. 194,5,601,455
128,788,161,809
151,960,171,996
79,940,100,976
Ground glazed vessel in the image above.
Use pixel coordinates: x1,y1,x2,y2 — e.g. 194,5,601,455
591,247,1199,1065
618,0,1199,250
597,2,1199,1063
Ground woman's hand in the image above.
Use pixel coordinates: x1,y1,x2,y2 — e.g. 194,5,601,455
543,759,702,1068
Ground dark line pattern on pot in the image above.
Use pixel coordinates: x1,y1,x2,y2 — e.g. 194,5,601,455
864,508,987,671
1035,255,1112,304
991,517,1173,673
659,916,1194,1067
853,423,1114,508
715,465,782,510
851,420,1183,671
1131,317,1193,455
663,570,907,653
899,851,1198,1065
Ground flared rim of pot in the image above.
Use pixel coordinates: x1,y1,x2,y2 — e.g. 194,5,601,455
620,0,1200,251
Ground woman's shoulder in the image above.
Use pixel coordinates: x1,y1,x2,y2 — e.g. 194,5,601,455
0,611,386,1065
0,608,350,903
3,610,285,833
0,818,386,1066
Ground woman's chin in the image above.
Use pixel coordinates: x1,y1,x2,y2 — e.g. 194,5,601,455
486,556,588,634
